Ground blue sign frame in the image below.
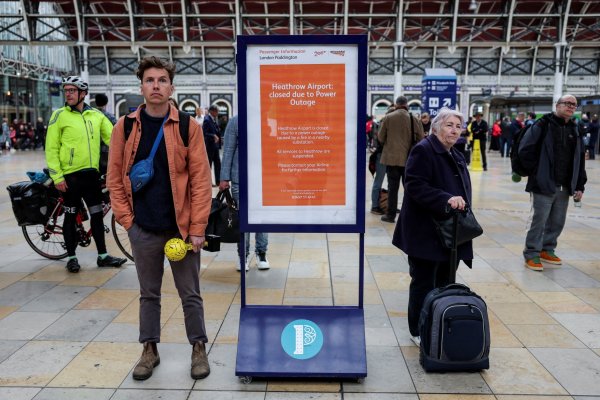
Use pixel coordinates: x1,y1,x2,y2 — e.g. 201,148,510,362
235,34,368,381
236,34,367,234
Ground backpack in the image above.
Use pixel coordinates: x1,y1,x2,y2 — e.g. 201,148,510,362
123,110,190,146
510,115,549,177
419,283,490,372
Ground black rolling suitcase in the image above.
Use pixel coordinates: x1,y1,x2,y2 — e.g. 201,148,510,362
418,210,490,372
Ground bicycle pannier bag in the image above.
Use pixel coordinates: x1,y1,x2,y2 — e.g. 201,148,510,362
7,181,51,226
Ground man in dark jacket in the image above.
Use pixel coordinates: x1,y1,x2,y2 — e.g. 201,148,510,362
518,94,587,271
588,114,599,160
203,104,222,186
470,112,488,170
499,116,512,157
377,96,424,223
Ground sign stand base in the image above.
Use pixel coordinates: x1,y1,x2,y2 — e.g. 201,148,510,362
235,305,366,380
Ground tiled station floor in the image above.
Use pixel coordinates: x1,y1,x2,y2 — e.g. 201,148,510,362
0,150,599,400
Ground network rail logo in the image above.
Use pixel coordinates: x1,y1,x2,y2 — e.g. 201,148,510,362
280,319,324,360
329,50,345,57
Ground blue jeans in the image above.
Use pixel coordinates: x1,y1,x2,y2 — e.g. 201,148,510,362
523,188,570,260
231,183,268,255
499,138,512,157
370,152,386,209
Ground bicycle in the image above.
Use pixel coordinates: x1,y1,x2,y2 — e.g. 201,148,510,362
21,177,133,261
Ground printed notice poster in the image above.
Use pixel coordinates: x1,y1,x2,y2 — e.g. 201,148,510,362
246,44,358,226
260,64,345,206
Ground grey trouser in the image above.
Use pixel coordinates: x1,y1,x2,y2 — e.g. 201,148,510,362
523,188,570,260
128,223,207,345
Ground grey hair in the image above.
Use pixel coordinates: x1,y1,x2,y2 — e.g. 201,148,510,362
431,107,464,134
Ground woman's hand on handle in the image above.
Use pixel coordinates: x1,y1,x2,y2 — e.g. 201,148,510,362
447,196,466,211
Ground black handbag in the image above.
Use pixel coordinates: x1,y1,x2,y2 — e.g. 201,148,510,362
433,152,483,249
206,189,240,243
433,207,483,249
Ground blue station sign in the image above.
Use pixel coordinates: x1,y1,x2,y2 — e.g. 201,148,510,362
421,68,457,117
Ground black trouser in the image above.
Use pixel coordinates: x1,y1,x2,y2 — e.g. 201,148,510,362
385,165,404,219
207,147,221,184
479,139,487,168
407,256,456,336
586,144,596,160
62,169,106,257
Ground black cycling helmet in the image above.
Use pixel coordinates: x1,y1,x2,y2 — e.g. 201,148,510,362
62,76,89,92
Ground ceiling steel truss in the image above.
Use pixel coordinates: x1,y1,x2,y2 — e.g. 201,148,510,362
1,0,599,50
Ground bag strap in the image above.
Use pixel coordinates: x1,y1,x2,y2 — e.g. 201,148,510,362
216,188,238,209
409,113,416,146
124,116,135,140
178,110,190,146
147,116,168,161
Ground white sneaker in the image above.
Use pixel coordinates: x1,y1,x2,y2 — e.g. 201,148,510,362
236,254,250,272
256,252,270,270
410,336,421,347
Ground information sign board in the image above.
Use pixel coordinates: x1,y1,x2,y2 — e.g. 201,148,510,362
239,36,366,233
421,68,457,117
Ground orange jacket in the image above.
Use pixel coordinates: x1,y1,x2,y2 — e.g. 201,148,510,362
107,104,212,240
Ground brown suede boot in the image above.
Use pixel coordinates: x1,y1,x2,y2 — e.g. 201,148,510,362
191,342,210,379
132,342,160,380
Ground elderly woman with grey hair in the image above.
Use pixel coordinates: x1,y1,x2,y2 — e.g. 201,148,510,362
392,107,475,345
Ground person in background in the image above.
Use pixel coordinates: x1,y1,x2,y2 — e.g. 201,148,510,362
1,117,9,152
510,113,525,158
218,114,229,134
203,104,222,186
370,109,391,215
35,117,46,149
15,123,31,150
195,107,204,124
499,116,512,158
588,114,598,160
378,96,425,223
392,107,474,346
519,94,587,271
526,112,536,127
95,93,117,125
46,76,126,273
219,116,270,271
366,115,375,149
470,112,488,171
490,118,501,152
420,112,431,136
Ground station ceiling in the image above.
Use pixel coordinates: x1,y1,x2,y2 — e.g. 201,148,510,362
2,0,600,51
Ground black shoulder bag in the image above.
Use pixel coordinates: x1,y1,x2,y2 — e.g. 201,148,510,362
433,153,483,249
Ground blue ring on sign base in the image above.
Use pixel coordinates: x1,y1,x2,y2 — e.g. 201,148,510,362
281,319,324,360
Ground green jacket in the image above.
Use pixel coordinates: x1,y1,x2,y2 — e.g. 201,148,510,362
45,103,112,184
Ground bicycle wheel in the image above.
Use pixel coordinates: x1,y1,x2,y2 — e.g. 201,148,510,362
22,219,68,260
111,214,134,261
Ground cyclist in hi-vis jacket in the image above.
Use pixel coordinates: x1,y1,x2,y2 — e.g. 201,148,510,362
45,76,126,273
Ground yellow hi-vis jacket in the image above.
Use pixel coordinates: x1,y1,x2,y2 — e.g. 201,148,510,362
45,104,112,184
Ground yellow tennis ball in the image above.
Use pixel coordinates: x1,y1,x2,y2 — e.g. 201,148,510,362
164,238,188,262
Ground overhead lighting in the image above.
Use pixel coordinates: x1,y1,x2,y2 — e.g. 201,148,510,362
469,0,478,11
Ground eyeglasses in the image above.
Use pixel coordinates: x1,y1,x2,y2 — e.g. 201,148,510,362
558,102,578,108
63,88,78,94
